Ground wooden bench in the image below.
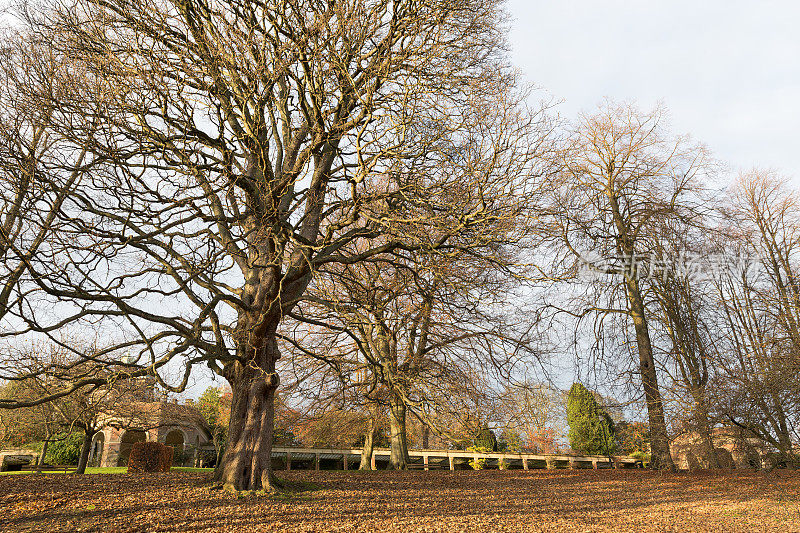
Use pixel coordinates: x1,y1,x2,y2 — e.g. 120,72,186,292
20,464,78,473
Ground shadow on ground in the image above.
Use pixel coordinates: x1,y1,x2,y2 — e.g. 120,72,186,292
1,469,798,532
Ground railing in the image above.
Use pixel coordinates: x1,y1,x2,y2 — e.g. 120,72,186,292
20,464,78,474
270,446,643,471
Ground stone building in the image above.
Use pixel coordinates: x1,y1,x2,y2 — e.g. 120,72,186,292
670,427,769,470
87,378,212,467
89,400,212,467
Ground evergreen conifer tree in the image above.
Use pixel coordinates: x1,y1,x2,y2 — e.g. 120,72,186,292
567,383,617,455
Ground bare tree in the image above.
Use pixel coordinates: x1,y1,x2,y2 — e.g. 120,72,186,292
727,172,800,354
0,378,61,471
286,239,544,467
5,0,521,490
1,340,156,473
649,221,721,467
710,171,800,466
499,381,566,453
544,102,711,469
0,32,93,324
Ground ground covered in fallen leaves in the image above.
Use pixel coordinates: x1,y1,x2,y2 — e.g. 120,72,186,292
1,469,799,532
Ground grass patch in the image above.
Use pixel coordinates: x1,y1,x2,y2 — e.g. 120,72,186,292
0,466,214,476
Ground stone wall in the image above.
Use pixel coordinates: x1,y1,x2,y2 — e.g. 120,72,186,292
89,401,211,467
670,428,768,471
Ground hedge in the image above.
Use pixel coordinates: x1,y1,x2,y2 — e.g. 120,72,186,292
127,442,173,473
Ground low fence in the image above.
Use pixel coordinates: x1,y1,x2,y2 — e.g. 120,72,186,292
270,446,643,471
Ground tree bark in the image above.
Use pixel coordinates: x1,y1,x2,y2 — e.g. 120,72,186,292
359,416,377,470
36,438,49,472
388,393,409,470
691,392,719,469
75,430,93,475
214,329,281,492
626,277,675,470
213,430,224,468
773,405,797,469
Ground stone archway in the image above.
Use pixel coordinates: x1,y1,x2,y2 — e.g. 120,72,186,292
686,450,703,471
89,433,105,467
714,448,735,469
117,429,146,466
674,449,690,470
743,450,762,470
165,430,185,466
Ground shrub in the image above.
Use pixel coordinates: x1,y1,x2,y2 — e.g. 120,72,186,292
127,442,173,473
197,447,218,467
46,432,84,465
161,445,174,471
467,444,493,470
498,429,523,453
567,383,616,455
631,450,650,468
469,457,487,470
631,450,650,462
474,426,498,452
173,446,195,467
498,458,509,470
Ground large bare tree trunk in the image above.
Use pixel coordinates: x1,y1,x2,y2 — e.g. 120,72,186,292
215,328,281,492
75,430,93,475
626,278,675,470
388,394,409,470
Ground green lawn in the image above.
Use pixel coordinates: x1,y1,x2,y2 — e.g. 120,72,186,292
0,466,213,475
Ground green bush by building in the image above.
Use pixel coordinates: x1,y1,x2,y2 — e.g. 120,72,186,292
45,432,84,465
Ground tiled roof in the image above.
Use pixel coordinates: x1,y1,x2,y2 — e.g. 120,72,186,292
102,401,209,434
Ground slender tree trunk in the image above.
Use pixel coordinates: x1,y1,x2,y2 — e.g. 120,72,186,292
37,438,49,473
214,329,281,492
697,424,719,469
388,393,409,470
422,424,430,450
360,416,377,470
626,278,675,470
75,430,93,475
213,431,223,468
774,407,798,469
691,391,719,469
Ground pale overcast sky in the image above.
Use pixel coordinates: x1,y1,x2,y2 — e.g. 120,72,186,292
507,0,800,186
